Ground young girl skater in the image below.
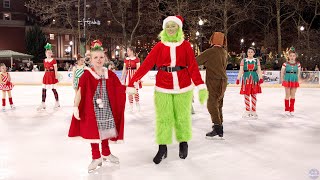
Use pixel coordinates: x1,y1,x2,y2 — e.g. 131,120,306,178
120,46,141,112
68,40,126,172
37,43,60,110
72,54,86,93
236,47,263,119
0,63,15,111
281,47,301,116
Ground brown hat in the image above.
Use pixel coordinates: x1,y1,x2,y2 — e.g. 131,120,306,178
209,32,227,47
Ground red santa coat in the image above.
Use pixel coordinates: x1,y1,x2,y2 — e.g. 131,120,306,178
68,67,126,143
127,40,205,94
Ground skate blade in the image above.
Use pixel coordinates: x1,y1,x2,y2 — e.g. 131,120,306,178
103,159,120,164
205,136,224,140
88,163,102,173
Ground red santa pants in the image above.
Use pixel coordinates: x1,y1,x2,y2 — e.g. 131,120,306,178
90,139,111,159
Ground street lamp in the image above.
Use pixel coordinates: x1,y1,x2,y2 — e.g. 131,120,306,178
196,31,200,36
198,19,204,26
69,41,73,61
240,38,244,50
252,42,255,46
300,26,305,31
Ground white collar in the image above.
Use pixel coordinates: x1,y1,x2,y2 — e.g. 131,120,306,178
85,67,109,80
126,57,136,60
162,40,184,47
246,58,256,62
45,58,54,62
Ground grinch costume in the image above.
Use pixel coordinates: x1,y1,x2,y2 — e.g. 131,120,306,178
196,32,228,139
127,16,208,164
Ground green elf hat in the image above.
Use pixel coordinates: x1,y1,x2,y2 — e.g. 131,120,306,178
44,43,52,50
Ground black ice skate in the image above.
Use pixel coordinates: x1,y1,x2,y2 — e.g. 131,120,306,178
179,142,188,159
153,145,167,164
206,125,224,140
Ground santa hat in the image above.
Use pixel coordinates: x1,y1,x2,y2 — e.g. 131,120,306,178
162,15,184,29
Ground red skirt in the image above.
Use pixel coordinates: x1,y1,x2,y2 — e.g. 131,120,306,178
0,81,14,91
240,78,262,95
282,81,299,88
43,72,58,84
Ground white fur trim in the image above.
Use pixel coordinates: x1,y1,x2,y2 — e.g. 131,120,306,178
126,87,136,94
85,67,109,79
133,82,139,89
163,16,183,29
196,84,207,90
68,136,102,143
155,84,194,94
108,140,124,144
126,57,137,60
172,72,180,90
162,40,184,47
69,136,124,144
170,46,176,67
42,84,56,89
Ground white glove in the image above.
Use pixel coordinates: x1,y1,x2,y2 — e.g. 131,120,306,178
73,107,80,120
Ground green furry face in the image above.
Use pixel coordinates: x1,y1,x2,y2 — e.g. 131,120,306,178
159,22,184,43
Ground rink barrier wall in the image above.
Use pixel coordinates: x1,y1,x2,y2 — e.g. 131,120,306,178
9,70,320,88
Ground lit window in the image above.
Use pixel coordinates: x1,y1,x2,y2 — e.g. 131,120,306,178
3,13,11,20
50,34,55,40
65,35,69,41
3,0,10,8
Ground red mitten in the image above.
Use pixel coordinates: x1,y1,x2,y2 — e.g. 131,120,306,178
236,79,240,85
259,79,264,84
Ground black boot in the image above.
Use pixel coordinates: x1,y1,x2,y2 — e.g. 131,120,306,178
206,125,223,138
153,145,167,164
179,142,188,159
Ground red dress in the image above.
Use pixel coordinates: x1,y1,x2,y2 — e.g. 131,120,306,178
0,72,14,91
43,59,58,84
68,68,126,142
124,57,142,88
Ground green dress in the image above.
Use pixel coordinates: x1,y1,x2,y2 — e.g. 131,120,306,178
240,58,262,95
282,62,300,88
73,66,85,89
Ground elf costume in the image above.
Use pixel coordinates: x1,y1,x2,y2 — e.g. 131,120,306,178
37,43,60,110
237,49,263,119
127,16,208,164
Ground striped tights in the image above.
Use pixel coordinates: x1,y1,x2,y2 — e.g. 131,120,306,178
244,94,257,112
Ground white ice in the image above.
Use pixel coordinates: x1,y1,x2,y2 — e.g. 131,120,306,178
0,85,320,180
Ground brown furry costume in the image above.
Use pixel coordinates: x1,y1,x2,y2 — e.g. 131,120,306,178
196,32,228,137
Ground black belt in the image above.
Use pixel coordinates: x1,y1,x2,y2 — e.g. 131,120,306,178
45,69,55,72
158,66,187,72
286,71,297,74
127,67,136,70
244,70,256,72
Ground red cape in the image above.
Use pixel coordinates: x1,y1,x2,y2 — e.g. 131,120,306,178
68,68,126,142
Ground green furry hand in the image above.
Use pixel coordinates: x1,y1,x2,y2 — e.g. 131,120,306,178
198,89,208,105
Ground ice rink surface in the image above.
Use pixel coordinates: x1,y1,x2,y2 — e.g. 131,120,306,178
1,85,320,180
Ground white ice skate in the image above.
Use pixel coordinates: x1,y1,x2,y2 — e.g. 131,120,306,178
88,158,102,173
251,111,258,119
136,103,140,112
102,154,119,164
54,101,60,110
284,111,291,117
37,102,46,111
2,106,5,112
242,111,251,118
10,104,15,110
289,111,295,117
